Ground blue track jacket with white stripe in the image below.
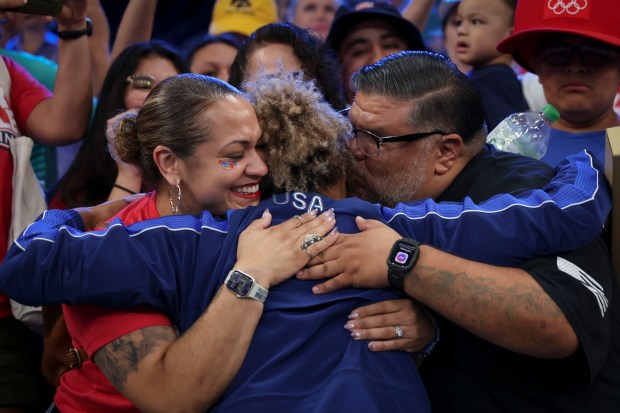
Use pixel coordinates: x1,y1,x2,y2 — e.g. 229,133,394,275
0,150,611,412
0,150,609,315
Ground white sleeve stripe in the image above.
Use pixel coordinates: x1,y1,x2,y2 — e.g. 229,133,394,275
387,150,599,224
556,256,608,317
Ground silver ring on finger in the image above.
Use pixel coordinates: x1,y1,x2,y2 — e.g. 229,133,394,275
395,325,404,339
301,233,322,250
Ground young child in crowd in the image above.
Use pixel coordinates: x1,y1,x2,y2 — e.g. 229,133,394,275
437,0,470,74
454,0,528,130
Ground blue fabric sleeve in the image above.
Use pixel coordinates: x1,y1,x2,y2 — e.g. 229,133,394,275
385,150,610,265
0,211,228,311
0,151,609,308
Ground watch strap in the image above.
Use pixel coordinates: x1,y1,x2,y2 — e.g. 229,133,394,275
57,18,93,40
247,281,269,303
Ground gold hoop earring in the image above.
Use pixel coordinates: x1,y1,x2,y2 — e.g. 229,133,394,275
169,181,181,215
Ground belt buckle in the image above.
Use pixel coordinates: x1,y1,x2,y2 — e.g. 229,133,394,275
66,347,84,369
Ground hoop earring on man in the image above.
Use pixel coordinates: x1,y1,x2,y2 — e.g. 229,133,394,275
169,181,181,215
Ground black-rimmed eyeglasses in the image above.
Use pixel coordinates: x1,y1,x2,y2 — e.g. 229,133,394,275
351,128,449,157
338,107,449,157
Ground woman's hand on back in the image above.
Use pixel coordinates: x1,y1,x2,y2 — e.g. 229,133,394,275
235,209,338,289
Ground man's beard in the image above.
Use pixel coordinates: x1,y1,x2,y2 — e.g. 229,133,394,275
347,143,432,207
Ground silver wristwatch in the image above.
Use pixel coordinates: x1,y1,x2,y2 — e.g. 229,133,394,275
224,269,269,303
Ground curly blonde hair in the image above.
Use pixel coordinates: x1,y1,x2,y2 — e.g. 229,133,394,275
244,72,353,194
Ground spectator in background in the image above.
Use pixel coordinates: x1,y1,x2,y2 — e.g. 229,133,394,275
5,14,58,62
437,0,470,73
185,32,244,81
0,0,92,411
286,0,339,40
228,23,348,110
325,0,426,102
453,0,528,130
498,0,620,167
209,0,278,37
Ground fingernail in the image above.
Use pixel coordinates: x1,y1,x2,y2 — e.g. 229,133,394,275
312,285,320,294
344,322,354,330
309,209,318,216
262,208,270,217
351,331,361,339
368,342,376,350
331,227,339,236
296,270,303,278
348,312,359,319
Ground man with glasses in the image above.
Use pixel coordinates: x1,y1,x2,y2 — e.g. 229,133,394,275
301,49,620,412
497,0,620,166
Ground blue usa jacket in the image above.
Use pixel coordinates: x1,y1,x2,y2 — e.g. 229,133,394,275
0,150,610,413
0,150,608,315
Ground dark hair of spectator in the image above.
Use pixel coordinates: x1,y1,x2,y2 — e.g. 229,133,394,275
53,40,188,208
228,23,348,110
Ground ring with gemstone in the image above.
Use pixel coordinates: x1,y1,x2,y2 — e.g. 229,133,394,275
301,233,323,250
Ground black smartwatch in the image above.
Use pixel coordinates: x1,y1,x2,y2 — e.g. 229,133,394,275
387,238,420,291
224,269,268,303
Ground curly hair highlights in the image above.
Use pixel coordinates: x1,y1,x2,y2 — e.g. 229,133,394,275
244,71,353,194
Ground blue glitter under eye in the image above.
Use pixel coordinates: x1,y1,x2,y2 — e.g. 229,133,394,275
219,160,238,170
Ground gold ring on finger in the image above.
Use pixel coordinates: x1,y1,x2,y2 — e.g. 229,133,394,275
292,215,304,226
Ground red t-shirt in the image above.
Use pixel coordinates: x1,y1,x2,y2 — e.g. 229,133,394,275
0,56,52,318
55,192,173,412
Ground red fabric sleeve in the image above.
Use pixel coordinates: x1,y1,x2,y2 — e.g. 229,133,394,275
2,56,52,132
63,304,173,357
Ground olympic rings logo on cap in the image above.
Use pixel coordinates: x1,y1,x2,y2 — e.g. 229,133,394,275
547,0,588,15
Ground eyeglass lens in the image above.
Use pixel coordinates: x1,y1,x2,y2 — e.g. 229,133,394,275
540,43,611,66
354,130,381,157
127,75,156,90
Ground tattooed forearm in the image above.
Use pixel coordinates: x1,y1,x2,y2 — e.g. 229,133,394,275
93,325,177,391
410,263,567,347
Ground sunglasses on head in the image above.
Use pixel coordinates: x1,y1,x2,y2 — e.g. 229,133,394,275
539,42,614,67
126,74,156,90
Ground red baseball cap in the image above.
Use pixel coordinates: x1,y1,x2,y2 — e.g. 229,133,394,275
497,0,620,73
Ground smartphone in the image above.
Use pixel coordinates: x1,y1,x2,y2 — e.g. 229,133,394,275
2,0,64,16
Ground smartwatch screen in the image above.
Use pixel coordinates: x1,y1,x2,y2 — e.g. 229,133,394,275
228,271,253,296
391,241,416,269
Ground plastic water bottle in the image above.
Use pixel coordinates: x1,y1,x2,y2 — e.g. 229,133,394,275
487,104,560,159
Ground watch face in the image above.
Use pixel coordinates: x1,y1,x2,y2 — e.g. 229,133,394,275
391,241,416,269
228,271,253,296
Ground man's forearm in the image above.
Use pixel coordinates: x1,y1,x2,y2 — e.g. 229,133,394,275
405,245,579,358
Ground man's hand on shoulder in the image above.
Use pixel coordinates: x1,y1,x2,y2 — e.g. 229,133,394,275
298,217,400,294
